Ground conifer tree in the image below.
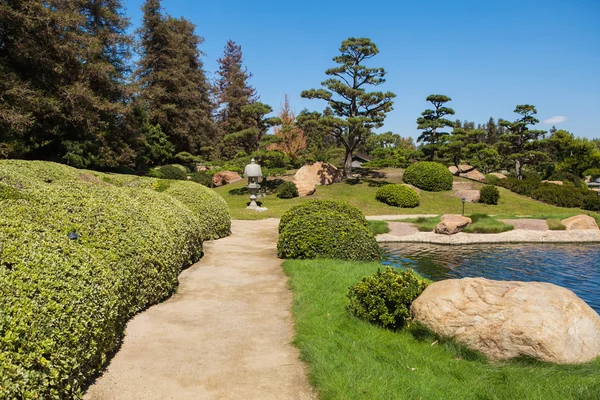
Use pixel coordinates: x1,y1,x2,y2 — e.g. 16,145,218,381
136,0,215,155
267,95,307,163
416,95,455,161
301,37,395,177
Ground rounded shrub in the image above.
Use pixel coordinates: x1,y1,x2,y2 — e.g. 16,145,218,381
375,184,419,208
151,165,187,180
347,267,428,330
480,185,500,205
278,199,368,233
484,174,502,186
190,171,213,187
276,181,299,199
402,161,453,192
277,212,380,261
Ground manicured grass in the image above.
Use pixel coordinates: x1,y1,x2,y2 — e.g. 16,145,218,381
283,259,600,400
215,169,598,220
367,220,389,235
547,219,567,230
400,216,441,232
463,213,514,234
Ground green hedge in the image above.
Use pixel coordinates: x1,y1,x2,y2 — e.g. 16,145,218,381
278,199,368,234
375,184,419,208
402,162,453,192
0,160,230,398
277,200,379,261
276,181,299,199
479,185,500,205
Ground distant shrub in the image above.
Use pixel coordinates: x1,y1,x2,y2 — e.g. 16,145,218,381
480,185,500,205
582,191,600,211
190,171,213,187
548,171,584,188
403,162,453,192
149,165,187,180
375,184,419,208
484,174,502,186
276,181,299,199
347,267,428,331
278,199,368,233
531,183,584,208
583,168,600,180
265,167,287,177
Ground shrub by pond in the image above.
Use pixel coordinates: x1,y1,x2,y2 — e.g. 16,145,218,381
375,184,419,208
402,161,453,192
0,160,230,398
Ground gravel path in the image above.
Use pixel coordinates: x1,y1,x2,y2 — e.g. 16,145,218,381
501,219,549,231
387,222,420,236
85,219,315,400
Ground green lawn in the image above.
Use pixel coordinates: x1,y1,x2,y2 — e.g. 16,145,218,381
283,259,600,400
215,169,597,220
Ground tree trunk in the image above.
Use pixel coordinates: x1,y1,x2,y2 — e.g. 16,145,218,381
344,150,353,178
515,159,523,180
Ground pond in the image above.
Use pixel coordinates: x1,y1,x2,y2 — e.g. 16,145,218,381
382,243,600,314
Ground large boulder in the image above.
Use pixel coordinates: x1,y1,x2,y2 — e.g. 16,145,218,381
294,180,316,197
410,278,600,364
294,162,342,186
561,215,599,230
488,172,507,180
542,180,564,185
454,189,480,203
212,171,242,187
435,214,472,235
449,165,486,183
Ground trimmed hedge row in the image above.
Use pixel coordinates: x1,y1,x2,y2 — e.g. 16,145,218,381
403,162,453,192
277,200,380,261
375,184,420,208
0,160,230,398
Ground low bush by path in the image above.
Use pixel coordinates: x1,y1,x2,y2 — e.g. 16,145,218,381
284,259,600,400
0,160,230,398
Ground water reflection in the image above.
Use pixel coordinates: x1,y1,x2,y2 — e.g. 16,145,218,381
382,243,600,314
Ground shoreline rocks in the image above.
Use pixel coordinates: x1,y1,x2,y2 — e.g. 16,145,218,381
435,214,472,235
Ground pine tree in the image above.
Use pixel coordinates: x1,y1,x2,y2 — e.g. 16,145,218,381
215,40,257,138
301,37,395,177
135,0,215,155
267,95,307,163
416,95,455,161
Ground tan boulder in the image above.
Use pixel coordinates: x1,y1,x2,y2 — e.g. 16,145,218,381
294,162,342,186
542,180,564,185
212,171,242,187
561,215,599,230
294,180,316,197
435,214,472,235
410,278,600,364
454,189,480,203
449,165,486,183
488,172,507,180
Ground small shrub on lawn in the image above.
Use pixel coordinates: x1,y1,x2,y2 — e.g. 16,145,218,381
277,207,380,261
276,181,299,199
375,184,419,208
149,164,187,180
403,161,453,192
347,267,428,331
278,200,368,233
479,185,500,205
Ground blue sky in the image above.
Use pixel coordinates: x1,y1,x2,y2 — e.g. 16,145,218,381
124,0,600,140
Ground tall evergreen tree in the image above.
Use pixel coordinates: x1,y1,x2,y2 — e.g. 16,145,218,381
136,0,215,155
215,40,257,139
301,37,395,178
0,0,133,167
497,105,548,180
416,95,455,161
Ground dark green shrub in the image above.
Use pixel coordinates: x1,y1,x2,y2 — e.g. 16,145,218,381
375,184,419,207
403,162,453,192
347,267,428,330
278,200,368,233
149,165,187,180
0,160,231,398
190,171,213,187
583,168,600,180
531,183,584,208
277,211,380,261
276,181,299,199
264,167,287,177
480,185,500,205
484,174,502,186
548,171,584,188
582,191,600,211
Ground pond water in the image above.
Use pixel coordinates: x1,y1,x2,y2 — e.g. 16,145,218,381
382,243,600,314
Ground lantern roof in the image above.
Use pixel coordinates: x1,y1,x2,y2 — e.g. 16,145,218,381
244,159,262,178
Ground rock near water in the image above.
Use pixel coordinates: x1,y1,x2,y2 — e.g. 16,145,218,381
410,277,600,364
435,214,472,235
561,215,599,230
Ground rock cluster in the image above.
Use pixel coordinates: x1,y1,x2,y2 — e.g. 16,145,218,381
212,171,242,187
448,165,486,182
410,277,600,364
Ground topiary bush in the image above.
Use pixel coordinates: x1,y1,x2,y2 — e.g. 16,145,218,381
479,185,500,205
375,184,419,208
276,181,299,199
0,160,230,398
149,164,187,180
583,191,600,211
531,183,584,208
347,267,428,331
278,199,368,233
277,201,379,261
402,161,453,192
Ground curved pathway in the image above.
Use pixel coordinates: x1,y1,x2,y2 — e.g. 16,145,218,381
85,219,315,400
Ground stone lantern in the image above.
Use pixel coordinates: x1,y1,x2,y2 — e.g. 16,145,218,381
244,159,263,209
